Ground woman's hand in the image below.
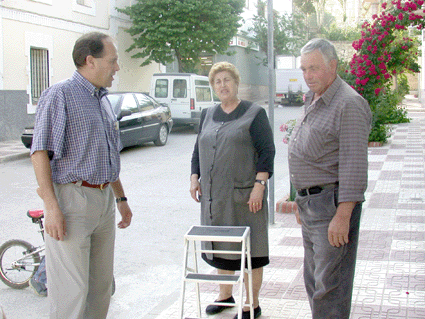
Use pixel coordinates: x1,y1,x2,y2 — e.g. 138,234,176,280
190,174,202,202
247,183,265,213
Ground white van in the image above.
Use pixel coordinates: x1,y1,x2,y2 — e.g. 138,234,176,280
149,73,218,132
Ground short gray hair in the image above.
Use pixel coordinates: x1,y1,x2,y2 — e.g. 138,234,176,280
301,38,338,64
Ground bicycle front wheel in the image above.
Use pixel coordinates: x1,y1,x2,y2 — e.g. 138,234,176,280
0,239,41,289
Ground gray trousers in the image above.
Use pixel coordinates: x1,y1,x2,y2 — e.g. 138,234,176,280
46,183,115,319
295,186,361,319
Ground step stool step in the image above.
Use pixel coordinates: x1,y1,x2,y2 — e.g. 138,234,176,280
186,226,249,242
185,273,240,283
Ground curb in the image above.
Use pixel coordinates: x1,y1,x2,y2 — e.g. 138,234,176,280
0,151,30,164
276,196,298,214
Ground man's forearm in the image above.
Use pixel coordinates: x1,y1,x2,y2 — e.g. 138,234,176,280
111,178,126,199
31,150,59,209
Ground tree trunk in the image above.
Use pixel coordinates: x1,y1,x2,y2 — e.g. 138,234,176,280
313,0,326,31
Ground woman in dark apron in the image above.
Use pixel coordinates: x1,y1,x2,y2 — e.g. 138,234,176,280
190,62,275,319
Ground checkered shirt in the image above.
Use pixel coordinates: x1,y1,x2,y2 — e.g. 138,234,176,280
31,71,122,185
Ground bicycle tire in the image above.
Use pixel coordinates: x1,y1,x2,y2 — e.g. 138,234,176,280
0,239,41,289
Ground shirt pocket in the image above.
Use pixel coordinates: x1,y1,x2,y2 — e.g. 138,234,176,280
298,121,336,161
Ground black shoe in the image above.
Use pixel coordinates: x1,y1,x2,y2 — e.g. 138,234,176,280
233,306,262,319
205,296,235,315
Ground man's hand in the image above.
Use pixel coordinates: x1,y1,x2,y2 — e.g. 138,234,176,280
117,201,132,229
328,202,355,247
44,204,67,241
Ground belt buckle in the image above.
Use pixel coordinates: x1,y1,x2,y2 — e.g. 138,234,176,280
100,183,106,190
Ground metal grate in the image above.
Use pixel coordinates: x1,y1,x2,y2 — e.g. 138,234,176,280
30,48,49,105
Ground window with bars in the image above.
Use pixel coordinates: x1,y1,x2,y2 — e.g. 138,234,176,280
30,48,49,105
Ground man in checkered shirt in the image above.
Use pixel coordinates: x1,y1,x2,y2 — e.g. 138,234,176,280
31,32,133,319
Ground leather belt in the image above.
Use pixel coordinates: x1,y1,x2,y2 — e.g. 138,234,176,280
297,182,338,197
72,181,109,190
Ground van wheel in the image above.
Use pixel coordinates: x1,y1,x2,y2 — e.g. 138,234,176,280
154,124,168,146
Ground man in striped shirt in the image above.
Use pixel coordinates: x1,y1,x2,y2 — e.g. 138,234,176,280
288,38,371,318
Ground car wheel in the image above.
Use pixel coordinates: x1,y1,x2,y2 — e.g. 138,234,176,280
154,124,168,146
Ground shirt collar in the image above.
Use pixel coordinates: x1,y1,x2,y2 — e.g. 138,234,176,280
72,70,109,99
305,75,342,107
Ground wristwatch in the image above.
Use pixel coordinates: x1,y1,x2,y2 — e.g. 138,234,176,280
116,197,128,203
255,179,266,186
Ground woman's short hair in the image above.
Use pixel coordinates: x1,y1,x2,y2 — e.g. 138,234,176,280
72,32,110,68
301,38,339,65
208,62,241,86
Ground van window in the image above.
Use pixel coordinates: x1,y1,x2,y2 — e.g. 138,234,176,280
195,87,212,102
155,79,168,98
195,80,210,86
173,79,187,98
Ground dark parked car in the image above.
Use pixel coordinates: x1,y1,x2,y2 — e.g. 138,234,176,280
21,92,173,149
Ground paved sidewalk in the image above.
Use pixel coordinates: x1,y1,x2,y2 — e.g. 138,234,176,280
1,97,424,319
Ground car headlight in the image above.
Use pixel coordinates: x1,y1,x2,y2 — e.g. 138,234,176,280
23,128,34,134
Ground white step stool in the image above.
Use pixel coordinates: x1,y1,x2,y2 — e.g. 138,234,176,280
179,225,254,319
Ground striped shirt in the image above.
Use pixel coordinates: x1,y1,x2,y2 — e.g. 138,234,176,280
31,71,122,185
288,76,372,203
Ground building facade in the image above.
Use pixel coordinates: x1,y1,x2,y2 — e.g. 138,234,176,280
0,0,160,142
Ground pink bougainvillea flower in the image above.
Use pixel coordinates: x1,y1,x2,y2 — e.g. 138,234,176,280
360,78,370,85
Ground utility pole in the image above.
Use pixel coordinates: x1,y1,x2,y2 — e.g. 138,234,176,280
267,0,275,224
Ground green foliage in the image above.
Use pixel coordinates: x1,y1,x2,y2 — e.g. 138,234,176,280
348,0,423,144
293,0,315,15
250,2,308,65
368,121,392,143
118,0,244,73
323,22,362,41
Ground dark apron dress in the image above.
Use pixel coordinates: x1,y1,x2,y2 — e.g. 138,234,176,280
198,103,269,270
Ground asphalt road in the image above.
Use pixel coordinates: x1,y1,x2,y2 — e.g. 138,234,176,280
0,105,302,318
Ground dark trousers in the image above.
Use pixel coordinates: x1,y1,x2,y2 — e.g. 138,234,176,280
295,186,362,319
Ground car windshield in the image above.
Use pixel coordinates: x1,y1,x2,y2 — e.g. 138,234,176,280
108,94,122,115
